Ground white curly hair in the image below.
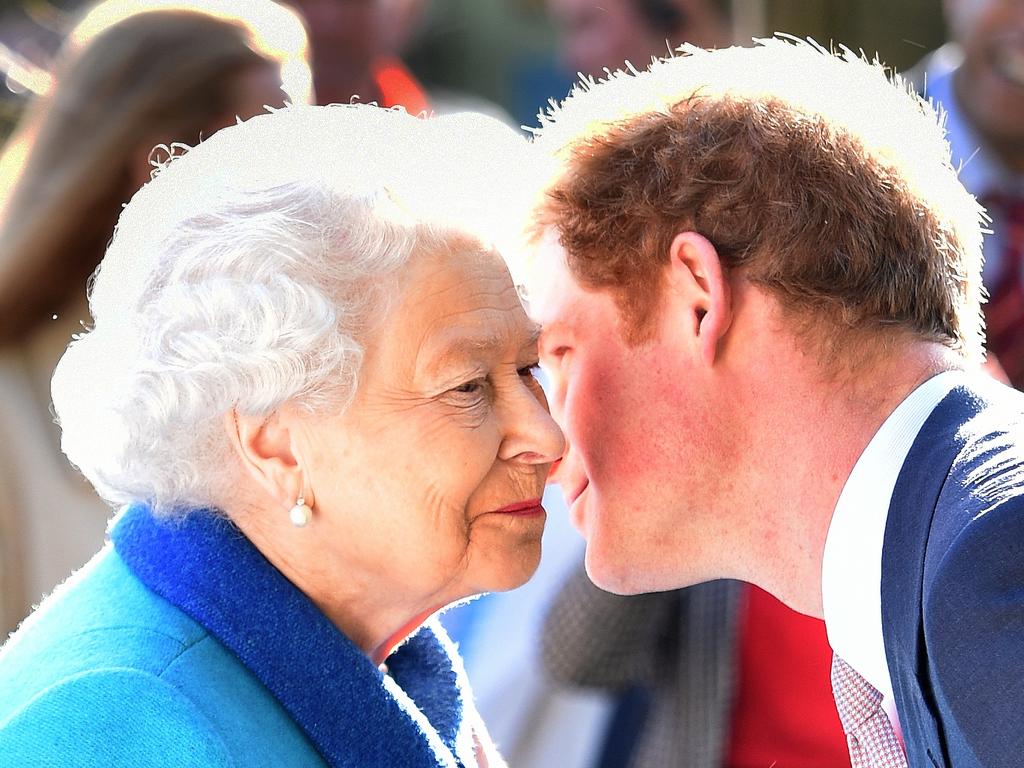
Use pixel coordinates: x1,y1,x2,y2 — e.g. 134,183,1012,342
52,104,537,515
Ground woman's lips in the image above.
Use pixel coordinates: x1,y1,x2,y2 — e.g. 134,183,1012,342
490,498,546,516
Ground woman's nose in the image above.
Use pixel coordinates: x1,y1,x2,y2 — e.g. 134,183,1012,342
546,433,576,485
498,380,567,465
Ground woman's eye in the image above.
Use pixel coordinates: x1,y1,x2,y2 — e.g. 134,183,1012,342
452,378,486,395
517,363,541,379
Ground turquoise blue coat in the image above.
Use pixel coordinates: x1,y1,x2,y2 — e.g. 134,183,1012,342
0,505,478,767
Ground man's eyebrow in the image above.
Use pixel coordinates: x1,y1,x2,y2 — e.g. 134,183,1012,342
537,318,568,338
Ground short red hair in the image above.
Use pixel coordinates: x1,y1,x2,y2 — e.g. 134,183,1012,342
529,39,985,359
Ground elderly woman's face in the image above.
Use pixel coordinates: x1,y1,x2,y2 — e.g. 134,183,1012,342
300,242,565,605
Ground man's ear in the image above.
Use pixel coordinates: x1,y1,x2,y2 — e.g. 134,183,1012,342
223,408,307,511
666,231,731,365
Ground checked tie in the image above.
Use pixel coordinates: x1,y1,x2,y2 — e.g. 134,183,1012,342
983,193,1024,389
831,655,908,768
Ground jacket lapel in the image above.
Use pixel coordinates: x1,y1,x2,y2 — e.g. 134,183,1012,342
881,384,985,766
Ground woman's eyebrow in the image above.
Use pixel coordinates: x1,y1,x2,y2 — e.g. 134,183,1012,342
521,323,542,352
423,324,542,376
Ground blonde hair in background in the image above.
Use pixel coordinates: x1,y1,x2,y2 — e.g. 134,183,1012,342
0,0,311,345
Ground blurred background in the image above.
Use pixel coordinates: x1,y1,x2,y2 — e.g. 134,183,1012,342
0,0,949,140
0,3,1000,768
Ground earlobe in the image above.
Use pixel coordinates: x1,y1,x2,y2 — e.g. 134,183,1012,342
222,409,306,511
667,232,731,365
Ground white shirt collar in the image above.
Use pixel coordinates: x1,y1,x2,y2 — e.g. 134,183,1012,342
821,370,963,703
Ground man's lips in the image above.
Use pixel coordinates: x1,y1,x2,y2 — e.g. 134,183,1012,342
489,498,545,516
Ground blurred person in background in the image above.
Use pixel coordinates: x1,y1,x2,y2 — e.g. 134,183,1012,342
0,102,563,766
285,0,513,123
284,0,430,113
547,0,730,80
0,4,62,143
543,570,851,768
908,0,1024,389
538,5,851,768
0,0,310,640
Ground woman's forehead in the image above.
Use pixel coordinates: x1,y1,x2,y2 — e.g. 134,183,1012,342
418,321,541,377
369,243,538,377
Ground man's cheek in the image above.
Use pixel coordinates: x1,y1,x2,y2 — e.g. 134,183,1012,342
580,383,652,482
538,367,567,421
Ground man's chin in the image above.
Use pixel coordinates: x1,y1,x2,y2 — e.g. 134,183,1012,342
583,545,649,595
583,538,704,595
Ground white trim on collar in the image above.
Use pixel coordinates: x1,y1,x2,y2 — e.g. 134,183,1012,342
821,370,963,718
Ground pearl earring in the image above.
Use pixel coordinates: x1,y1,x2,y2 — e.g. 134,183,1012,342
289,494,312,528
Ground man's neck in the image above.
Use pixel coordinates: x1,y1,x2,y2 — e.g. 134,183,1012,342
733,340,962,618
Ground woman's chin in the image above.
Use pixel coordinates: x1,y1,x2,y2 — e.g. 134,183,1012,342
474,543,544,594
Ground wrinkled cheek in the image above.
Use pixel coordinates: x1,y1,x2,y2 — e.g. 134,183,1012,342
463,514,545,591
411,499,475,588
420,480,452,528
414,485,469,554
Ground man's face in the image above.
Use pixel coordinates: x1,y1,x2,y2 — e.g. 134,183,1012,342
946,0,1024,149
529,234,738,594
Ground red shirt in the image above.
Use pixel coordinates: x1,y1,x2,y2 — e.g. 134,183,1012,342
373,56,430,116
724,584,851,768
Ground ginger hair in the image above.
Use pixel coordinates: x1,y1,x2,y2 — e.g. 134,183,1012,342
529,38,985,360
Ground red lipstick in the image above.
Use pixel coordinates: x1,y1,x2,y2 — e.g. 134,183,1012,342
490,498,545,516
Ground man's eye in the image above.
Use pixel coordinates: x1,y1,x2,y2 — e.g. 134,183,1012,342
540,344,570,366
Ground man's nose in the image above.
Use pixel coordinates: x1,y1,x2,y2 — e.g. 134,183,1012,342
547,438,576,486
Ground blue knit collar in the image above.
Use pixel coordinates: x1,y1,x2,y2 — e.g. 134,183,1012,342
111,504,473,768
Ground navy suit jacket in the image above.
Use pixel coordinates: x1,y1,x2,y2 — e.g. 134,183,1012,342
882,377,1024,767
